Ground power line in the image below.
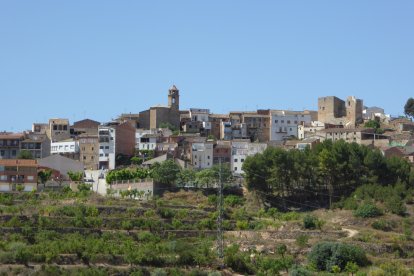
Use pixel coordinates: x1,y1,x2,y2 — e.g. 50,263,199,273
216,160,224,260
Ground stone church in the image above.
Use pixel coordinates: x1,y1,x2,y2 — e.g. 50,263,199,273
139,85,181,129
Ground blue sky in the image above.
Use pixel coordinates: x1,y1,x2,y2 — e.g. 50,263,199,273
1,1,413,131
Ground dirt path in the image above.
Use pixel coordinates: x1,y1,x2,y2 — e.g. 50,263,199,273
342,228,358,238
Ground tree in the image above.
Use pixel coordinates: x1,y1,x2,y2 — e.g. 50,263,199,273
67,171,83,182
131,156,143,165
150,160,181,185
17,150,33,159
364,119,382,133
38,170,52,185
404,97,414,119
177,169,197,187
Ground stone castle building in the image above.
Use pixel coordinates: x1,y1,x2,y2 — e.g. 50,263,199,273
318,96,363,128
139,85,181,129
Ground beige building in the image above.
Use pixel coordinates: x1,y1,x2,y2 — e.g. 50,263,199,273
78,134,99,170
48,119,70,142
316,128,388,146
71,119,100,136
318,96,363,128
139,85,181,130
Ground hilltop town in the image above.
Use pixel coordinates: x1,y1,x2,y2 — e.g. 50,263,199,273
0,85,412,194
0,87,414,275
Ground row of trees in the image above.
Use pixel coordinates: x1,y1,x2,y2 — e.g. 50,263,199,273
105,160,233,187
242,140,413,208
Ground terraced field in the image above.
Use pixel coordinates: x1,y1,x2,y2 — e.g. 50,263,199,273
0,188,413,275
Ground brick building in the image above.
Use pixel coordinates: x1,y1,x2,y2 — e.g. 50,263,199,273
0,159,38,191
0,133,25,159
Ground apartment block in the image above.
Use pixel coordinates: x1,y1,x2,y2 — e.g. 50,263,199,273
0,159,38,192
0,133,25,159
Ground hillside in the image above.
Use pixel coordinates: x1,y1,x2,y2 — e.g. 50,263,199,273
0,187,413,275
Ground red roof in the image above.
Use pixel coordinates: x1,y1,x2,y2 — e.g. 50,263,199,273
0,159,38,167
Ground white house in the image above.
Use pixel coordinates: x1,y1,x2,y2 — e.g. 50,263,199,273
231,141,267,175
139,134,158,151
270,110,312,141
98,126,116,170
191,142,214,169
50,139,79,160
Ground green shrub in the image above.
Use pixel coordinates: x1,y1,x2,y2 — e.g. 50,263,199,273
207,195,217,205
77,183,92,192
279,211,301,221
266,207,279,220
302,214,323,229
308,242,369,271
224,244,255,275
343,197,359,210
157,208,174,219
372,219,397,232
385,196,406,216
353,203,382,218
296,234,310,248
236,220,248,230
224,195,244,207
289,265,313,276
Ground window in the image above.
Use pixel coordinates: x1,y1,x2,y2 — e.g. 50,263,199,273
63,125,68,130
281,120,284,123
0,175,7,181
234,167,237,171
105,153,109,157
91,156,94,160
91,147,94,151
294,121,297,124
100,154,103,157
289,128,292,131
241,159,244,162
11,150,16,156
105,146,109,150
100,146,103,149
207,156,210,159
83,156,87,160
234,158,238,162
53,125,57,130
207,162,210,166
27,176,34,181
287,120,291,124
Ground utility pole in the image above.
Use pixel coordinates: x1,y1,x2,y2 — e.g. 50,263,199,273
217,160,224,260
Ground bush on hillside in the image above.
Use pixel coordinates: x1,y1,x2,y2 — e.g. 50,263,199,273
353,203,383,218
308,242,369,271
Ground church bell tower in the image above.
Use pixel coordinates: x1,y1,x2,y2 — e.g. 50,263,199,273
168,85,180,110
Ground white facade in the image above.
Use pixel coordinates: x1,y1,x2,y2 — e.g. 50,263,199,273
298,121,325,139
270,111,312,141
191,142,213,169
135,129,156,149
231,141,267,175
99,126,116,170
139,135,157,151
51,140,79,154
